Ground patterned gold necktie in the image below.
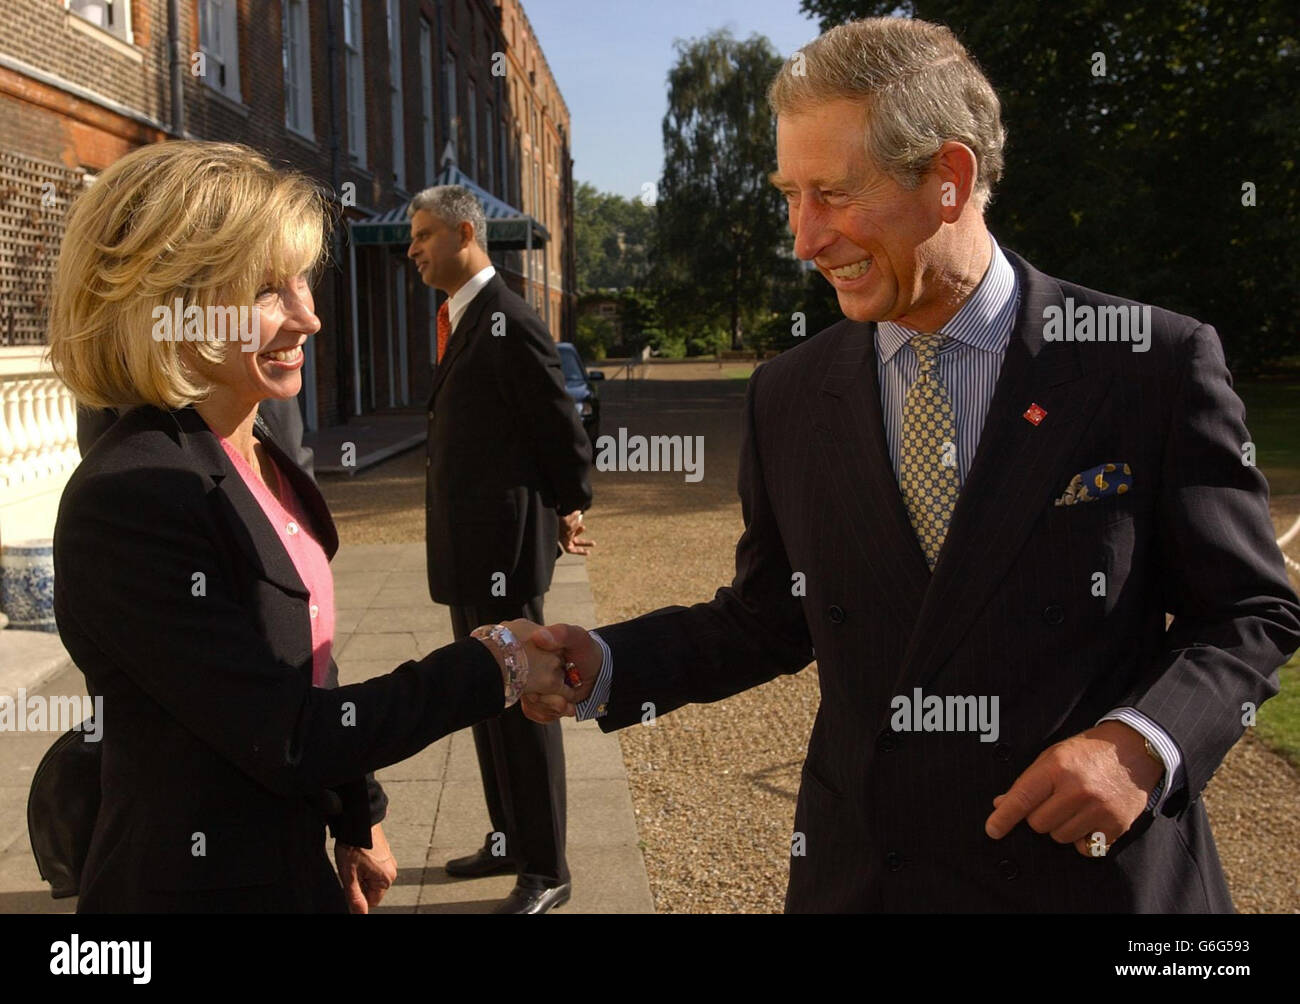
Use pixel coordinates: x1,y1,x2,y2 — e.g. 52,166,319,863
899,333,960,570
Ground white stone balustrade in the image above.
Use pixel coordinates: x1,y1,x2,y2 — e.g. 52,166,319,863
0,347,81,547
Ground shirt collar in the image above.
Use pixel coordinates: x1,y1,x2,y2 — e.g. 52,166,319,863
448,264,496,333
876,236,1017,364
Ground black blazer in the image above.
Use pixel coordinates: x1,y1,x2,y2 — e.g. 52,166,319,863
53,405,505,912
425,273,593,606
593,250,1300,912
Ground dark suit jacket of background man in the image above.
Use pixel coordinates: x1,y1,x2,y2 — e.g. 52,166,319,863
57,406,503,910
591,249,1300,912
424,272,592,607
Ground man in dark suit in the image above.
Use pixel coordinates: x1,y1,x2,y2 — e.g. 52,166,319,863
527,17,1300,912
408,184,593,913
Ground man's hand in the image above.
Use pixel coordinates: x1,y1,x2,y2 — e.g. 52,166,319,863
984,721,1164,857
559,510,594,555
335,823,397,913
520,623,602,723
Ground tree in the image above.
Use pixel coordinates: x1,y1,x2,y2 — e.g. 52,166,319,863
798,0,1300,371
656,30,798,351
574,182,655,293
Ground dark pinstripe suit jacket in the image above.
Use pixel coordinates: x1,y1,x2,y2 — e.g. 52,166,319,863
595,250,1300,912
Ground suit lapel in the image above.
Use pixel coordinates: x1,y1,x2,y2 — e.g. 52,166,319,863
813,322,931,632
176,408,309,598
891,252,1112,694
429,275,499,404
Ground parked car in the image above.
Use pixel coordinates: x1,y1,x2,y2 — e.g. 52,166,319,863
557,342,603,445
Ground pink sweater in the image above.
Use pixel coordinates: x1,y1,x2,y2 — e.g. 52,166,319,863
218,435,335,687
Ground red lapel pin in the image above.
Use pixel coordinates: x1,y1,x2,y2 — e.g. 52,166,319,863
1023,403,1047,426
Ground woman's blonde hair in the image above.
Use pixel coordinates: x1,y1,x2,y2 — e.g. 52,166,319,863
768,17,1005,212
47,141,330,410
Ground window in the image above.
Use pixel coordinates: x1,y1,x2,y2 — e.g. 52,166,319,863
467,79,478,182
282,0,312,137
419,19,435,186
67,0,132,43
199,0,240,101
386,0,405,188
343,0,366,165
444,51,459,165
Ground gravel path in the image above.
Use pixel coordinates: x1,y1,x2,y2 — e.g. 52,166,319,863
319,363,1300,913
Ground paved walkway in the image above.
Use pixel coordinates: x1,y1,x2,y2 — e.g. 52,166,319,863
0,547,653,913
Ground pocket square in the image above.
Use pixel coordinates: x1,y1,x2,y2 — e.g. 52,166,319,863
1054,462,1133,507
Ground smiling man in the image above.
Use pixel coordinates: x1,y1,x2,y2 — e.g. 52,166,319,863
526,17,1300,912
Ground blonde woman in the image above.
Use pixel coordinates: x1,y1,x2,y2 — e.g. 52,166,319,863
48,141,576,913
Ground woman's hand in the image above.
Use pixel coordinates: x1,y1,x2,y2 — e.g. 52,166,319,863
473,620,576,707
500,620,572,697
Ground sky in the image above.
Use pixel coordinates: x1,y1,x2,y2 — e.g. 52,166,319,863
523,0,824,200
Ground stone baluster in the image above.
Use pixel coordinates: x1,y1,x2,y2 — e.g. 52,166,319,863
0,380,13,490
8,379,31,484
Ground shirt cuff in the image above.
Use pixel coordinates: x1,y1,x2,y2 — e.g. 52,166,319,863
575,630,613,721
1098,708,1183,813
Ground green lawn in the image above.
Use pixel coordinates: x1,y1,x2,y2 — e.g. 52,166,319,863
1257,653,1300,770
1237,377,1300,495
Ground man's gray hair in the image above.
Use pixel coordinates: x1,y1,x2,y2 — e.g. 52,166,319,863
768,17,1005,212
408,185,488,252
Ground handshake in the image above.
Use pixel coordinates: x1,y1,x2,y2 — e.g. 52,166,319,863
477,620,600,721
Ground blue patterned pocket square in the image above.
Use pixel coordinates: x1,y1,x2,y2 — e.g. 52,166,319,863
1054,462,1133,507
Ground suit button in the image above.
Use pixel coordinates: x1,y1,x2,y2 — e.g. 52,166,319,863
876,729,899,753
828,604,846,624
885,851,903,872
427,410,434,420
998,858,1019,880
1042,605,1064,625
993,742,1012,762
426,457,431,469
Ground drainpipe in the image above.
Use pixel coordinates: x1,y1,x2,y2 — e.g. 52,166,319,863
167,0,185,136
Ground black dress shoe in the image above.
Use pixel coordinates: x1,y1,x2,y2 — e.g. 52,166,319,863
492,878,571,914
444,845,517,878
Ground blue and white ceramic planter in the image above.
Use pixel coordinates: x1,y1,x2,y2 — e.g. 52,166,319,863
0,539,56,632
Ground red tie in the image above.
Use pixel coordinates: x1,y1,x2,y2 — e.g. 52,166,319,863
436,300,451,364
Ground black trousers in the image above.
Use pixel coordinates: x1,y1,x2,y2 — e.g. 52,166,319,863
449,596,568,885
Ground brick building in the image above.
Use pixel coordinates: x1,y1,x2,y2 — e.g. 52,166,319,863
0,0,575,432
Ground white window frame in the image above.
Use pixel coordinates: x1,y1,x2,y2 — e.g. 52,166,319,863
343,0,367,166
67,0,133,44
419,18,435,186
444,50,459,164
282,0,313,138
387,0,405,189
485,100,496,194
467,79,478,182
198,0,241,102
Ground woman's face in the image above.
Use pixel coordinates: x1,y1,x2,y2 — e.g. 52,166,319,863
198,273,321,411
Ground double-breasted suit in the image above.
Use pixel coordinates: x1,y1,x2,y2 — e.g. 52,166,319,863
592,250,1300,911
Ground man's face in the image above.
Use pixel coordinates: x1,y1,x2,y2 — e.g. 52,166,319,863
773,99,948,329
407,209,467,292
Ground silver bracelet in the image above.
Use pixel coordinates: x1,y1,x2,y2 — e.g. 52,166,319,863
471,624,529,707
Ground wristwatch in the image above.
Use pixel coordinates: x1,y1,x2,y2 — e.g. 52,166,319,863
1143,737,1164,767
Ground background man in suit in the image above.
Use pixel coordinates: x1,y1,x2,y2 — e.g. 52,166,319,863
527,17,1300,911
75,397,397,913
408,185,593,913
